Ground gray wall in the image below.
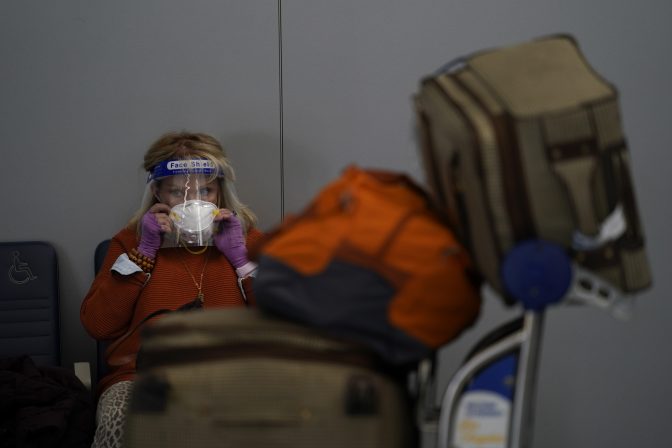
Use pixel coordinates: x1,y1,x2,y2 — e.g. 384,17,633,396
2,1,670,447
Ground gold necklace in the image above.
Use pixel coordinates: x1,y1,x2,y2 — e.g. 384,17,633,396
179,247,210,304
181,244,209,255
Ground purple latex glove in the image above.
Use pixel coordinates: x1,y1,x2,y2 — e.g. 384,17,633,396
214,214,248,269
138,211,163,259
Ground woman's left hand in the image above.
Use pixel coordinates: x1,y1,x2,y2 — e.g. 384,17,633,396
214,209,249,269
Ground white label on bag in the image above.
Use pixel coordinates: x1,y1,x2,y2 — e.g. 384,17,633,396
572,204,626,251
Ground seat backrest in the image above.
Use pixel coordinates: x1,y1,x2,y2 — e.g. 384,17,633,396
94,239,111,383
94,239,111,276
0,241,60,366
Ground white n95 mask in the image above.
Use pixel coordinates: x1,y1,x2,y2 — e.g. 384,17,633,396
168,200,219,247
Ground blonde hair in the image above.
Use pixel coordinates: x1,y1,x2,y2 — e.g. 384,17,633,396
129,131,257,235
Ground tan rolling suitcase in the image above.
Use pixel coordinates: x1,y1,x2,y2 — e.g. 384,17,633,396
123,308,415,448
414,34,652,303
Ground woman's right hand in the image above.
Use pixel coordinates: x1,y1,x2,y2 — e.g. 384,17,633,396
137,203,172,259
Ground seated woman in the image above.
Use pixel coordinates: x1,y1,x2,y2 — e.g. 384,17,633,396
80,131,263,448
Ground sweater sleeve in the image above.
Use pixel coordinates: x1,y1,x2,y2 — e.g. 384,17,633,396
239,227,265,306
80,229,148,340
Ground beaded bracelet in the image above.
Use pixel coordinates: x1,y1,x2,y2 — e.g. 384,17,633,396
129,247,155,273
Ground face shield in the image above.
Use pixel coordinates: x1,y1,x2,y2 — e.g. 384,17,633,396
145,159,222,248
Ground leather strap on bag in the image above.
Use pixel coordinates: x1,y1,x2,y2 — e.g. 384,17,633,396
546,137,600,236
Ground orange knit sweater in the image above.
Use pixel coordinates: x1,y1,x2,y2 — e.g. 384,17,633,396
80,226,264,395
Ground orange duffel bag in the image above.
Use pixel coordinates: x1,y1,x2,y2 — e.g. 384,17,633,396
254,165,481,365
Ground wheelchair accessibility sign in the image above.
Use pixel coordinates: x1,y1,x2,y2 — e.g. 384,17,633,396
8,251,38,285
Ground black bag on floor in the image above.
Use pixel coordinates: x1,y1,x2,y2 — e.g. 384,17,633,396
0,355,95,448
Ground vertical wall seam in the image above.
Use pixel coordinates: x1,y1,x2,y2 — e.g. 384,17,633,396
278,0,284,217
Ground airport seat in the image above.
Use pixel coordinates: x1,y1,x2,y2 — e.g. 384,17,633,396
0,241,61,366
0,240,92,388
0,240,96,444
94,239,112,384
94,239,110,276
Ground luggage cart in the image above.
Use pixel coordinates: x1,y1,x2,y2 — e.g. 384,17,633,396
417,239,635,448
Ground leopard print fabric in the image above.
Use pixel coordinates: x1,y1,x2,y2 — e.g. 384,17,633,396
92,380,134,448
